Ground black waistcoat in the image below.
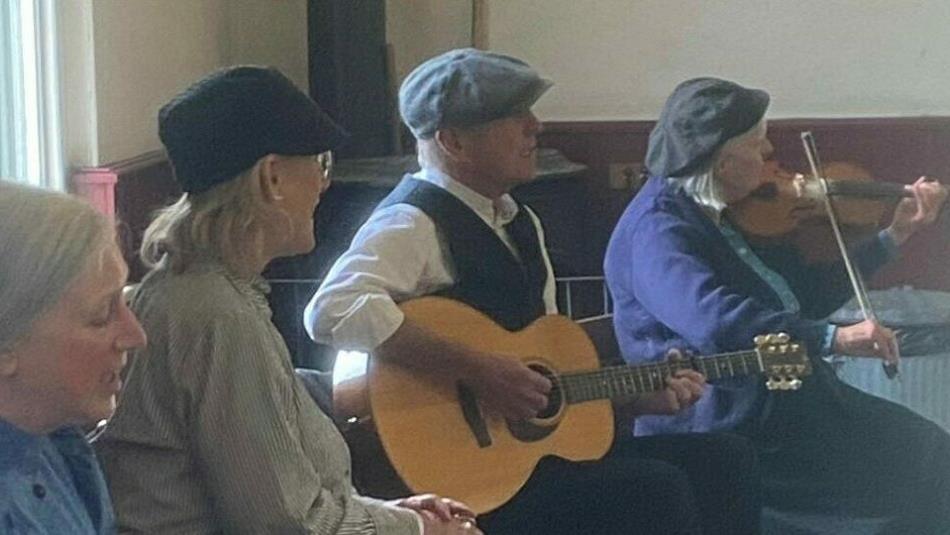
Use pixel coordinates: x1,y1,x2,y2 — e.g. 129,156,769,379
376,176,547,331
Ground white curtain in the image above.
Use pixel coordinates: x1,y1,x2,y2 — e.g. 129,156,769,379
0,0,63,190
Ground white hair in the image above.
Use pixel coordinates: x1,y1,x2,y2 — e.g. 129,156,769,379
140,161,290,274
0,181,113,353
675,119,766,212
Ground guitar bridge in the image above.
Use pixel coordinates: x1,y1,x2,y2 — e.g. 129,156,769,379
457,383,492,448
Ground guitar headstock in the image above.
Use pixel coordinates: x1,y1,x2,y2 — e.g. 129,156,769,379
754,333,811,391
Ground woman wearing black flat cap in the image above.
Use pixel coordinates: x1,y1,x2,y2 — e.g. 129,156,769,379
96,66,480,535
605,77,950,533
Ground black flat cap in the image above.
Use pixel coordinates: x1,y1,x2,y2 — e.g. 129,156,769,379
646,77,769,178
399,48,552,139
159,66,347,194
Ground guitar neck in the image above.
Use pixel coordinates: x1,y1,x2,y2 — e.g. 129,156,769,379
560,350,763,404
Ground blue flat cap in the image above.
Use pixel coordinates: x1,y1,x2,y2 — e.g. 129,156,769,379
646,77,769,178
399,48,552,139
159,66,347,194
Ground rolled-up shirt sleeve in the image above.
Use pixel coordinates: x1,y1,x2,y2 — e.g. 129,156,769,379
305,206,448,351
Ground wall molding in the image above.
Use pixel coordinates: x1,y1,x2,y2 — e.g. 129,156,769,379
73,150,177,279
538,116,950,291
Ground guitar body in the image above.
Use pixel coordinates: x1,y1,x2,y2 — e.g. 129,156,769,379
346,297,614,514
336,297,811,513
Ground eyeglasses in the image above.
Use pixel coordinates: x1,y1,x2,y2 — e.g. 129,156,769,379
316,151,334,179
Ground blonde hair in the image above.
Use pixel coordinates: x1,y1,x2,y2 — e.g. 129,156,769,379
141,162,289,273
0,182,113,352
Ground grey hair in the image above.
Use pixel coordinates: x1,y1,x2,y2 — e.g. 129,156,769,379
416,138,443,170
675,119,767,212
141,162,287,273
0,181,113,353
415,123,495,171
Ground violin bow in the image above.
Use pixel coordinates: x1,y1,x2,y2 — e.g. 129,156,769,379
800,131,899,379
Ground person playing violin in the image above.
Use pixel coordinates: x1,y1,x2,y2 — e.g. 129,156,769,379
605,77,950,534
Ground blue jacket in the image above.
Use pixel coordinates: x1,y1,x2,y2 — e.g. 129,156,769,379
604,176,891,435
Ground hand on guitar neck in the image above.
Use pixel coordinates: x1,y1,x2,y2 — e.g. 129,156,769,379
379,316,707,421
621,351,706,417
349,298,811,514
377,317,553,420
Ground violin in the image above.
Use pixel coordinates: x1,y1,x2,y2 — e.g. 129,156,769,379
728,160,914,239
731,133,946,380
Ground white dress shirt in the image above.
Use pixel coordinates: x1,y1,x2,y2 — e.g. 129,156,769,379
305,167,558,351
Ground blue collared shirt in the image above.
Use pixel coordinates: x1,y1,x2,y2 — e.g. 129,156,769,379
0,418,115,534
718,220,899,356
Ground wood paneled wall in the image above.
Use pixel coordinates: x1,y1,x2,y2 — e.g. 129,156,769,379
74,151,180,281
539,117,950,291
88,116,950,291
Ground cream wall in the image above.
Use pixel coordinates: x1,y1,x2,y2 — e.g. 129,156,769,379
77,1,950,163
92,0,228,164
68,0,308,166
488,0,950,121
386,0,472,85
226,0,309,91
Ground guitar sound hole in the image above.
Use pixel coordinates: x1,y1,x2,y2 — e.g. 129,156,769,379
528,364,562,420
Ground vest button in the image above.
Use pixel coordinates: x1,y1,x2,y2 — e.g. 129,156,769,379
32,483,46,499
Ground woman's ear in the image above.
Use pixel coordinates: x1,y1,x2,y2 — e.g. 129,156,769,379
257,155,285,202
0,351,19,378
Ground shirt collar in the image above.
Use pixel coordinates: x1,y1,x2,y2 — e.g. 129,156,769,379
49,427,95,459
0,417,44,469
184,258,272,312
415,167,520,227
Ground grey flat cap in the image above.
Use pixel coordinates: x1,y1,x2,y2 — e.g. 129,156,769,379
399,48,552,139
646,77,769,178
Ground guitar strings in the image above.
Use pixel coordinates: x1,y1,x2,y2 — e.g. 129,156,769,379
543,350,761,401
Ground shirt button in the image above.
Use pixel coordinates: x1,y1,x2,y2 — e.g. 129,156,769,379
738,247,748,255
32,483,46,499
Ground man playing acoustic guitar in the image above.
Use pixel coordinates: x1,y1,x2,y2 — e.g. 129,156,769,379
306,49,761,535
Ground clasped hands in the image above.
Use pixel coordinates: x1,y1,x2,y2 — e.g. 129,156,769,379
389,494,482,534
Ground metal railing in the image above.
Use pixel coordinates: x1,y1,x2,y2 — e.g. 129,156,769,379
555,275,612,323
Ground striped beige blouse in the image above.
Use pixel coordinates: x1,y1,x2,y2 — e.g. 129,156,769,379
94,261,419,535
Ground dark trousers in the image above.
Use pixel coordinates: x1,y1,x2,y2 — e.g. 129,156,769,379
741,362,950,534
479,432,761,535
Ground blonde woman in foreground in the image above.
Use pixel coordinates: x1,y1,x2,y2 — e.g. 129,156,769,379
95,66,479,535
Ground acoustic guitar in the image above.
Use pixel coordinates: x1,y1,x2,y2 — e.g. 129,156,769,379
333,296,811,514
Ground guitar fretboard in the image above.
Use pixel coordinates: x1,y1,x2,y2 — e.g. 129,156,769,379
558,350,762,404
